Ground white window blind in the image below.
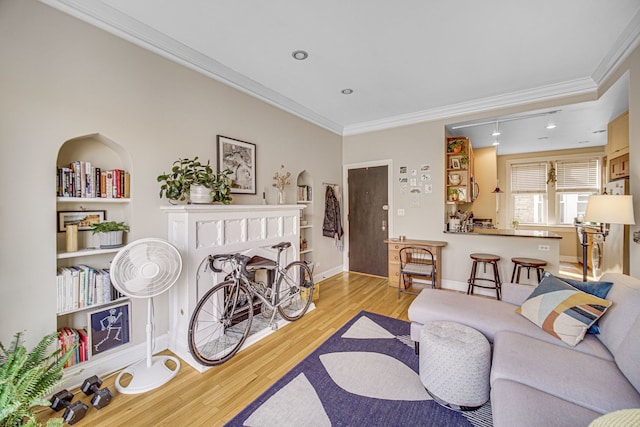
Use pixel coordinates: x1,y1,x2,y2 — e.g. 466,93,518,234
555,159,599,193
511,162,547,194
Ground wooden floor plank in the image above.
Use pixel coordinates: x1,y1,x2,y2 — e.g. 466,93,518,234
38,272,417,427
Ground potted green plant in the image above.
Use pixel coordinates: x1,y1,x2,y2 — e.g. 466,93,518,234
157,157,233,204
90,221,130,248
210,169,233,205
447,139,466,154
0,331,75,427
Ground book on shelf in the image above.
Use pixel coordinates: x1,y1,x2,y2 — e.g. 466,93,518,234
56,266,121,313
57,161,130,198
58,327,88,367
297,185,312,202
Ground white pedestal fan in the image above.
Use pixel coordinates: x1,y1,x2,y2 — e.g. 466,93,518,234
110,238,183,394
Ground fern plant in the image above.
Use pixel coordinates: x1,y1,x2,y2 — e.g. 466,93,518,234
0,332,74,427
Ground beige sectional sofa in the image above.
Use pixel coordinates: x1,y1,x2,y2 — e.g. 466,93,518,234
407,273,640,426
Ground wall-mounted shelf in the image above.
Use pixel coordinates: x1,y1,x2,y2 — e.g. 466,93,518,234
56,247,121,259
57,197,131,203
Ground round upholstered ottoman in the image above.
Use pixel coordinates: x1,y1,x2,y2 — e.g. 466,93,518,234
419,321,491,410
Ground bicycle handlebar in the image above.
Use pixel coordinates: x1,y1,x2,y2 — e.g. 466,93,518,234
208,253,252,273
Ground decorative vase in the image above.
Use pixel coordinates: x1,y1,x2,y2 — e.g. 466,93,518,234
277,188,286,204
189,184,213,204
66,224,78,252
99,230,124,249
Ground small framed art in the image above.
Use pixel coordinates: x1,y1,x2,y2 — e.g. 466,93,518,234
87,301,131,357
450,158,461,169
57,210,106,232
217,135,257,194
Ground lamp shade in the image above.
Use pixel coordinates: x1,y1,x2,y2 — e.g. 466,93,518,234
584,195,635,225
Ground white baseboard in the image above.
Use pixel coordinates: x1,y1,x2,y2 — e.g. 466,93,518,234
60,333,169,391
314,265,343,282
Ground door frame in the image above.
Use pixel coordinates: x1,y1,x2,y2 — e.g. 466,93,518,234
342,159,394,272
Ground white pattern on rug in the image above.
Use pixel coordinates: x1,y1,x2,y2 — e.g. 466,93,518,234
243,373,330,427
341,315,396,339
320,351,431,401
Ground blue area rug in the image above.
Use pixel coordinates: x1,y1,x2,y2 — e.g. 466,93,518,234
226,311,492,427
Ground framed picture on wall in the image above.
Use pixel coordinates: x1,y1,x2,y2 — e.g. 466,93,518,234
217,135,257,194
57,210,106,232
87,301,131,357
450,158,461,169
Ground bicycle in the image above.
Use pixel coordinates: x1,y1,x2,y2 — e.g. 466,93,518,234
187,241,314,366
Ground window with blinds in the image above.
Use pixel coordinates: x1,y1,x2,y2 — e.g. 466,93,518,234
510,162,548,225
555,159,599,193
555,158,600,224
509,157,600,226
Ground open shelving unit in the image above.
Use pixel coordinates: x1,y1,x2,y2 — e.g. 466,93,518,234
296,170,313,262
55,133,133,370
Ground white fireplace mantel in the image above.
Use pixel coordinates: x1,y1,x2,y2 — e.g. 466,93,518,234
161,204,305,371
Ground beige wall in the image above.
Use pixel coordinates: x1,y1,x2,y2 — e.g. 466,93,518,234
0,0,343,347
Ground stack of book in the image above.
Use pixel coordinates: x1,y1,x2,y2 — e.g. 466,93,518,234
56,266,124,313
297,185,312,202
57,327,88,367
57,160,130,198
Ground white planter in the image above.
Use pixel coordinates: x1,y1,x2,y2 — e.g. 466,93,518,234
189,184,213,204
99,230,124,248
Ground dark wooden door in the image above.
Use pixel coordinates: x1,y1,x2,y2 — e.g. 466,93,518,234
348,166,388,277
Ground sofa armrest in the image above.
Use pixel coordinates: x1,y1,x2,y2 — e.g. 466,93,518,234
501,283,536,306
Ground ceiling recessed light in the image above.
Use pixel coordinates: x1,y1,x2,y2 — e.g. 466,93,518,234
546,124,557,129
577,140,589,144
341,88,354,95
291,50,309,60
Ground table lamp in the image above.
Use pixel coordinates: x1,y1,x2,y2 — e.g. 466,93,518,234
579,194,635,281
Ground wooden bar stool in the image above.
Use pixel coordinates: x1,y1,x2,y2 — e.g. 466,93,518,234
467,253,502,300
510,257,547,284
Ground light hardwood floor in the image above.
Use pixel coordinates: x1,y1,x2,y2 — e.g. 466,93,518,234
39,272,416,427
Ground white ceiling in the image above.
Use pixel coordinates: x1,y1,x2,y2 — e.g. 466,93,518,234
42,0,640,146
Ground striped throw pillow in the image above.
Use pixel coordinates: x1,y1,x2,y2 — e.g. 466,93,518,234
516,273,612,346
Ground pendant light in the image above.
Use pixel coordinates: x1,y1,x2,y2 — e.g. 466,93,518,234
492,180,503,193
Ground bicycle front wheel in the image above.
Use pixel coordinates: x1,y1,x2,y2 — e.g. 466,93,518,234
277,261,314,321
188,280,254,366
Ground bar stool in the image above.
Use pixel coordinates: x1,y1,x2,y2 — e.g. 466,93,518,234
467,253,502,300
510,257,547,284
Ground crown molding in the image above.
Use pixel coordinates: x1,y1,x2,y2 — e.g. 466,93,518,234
342,78,597,136
39,0,344,135
591,8,640,85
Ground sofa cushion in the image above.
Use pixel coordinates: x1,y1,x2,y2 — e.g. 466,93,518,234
491,331,640,414
596,273,640,356
612,310,640,394
548,273,614,334
517,273,612,346
490,379,600,427
408,288,613,360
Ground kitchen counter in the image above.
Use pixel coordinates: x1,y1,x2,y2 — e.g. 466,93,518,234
444,228,562,239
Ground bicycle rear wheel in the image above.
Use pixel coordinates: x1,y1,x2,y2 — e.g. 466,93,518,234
188,280,254,366
276,261,314,321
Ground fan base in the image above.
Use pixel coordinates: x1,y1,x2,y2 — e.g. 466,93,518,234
115,355,180,394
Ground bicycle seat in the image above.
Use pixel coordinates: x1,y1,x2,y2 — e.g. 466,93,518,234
272,241,291,251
